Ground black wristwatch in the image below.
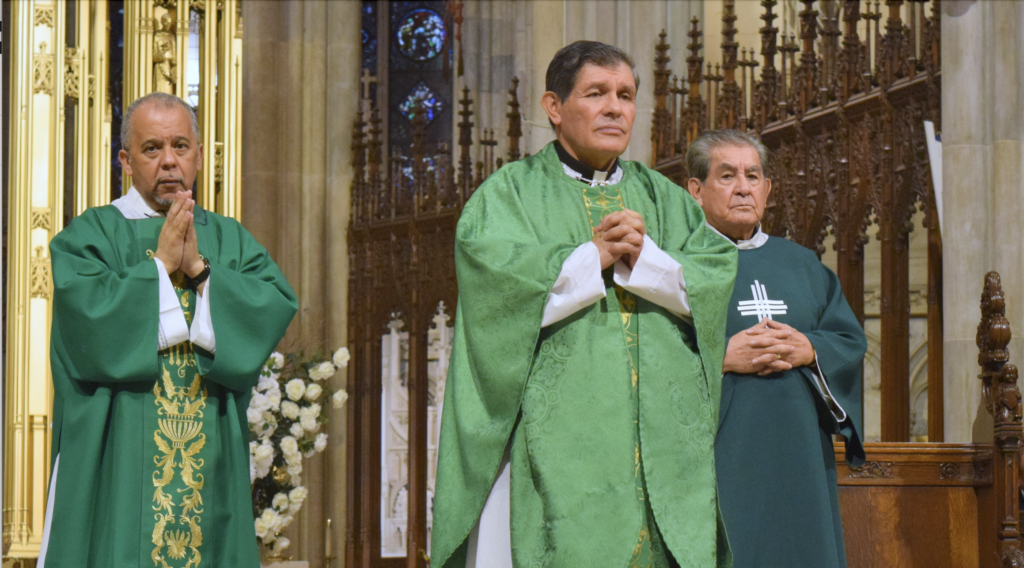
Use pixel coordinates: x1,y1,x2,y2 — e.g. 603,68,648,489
186,257,211,289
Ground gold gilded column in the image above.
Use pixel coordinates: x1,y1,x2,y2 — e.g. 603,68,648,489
4,0,67,559
194,0,244,219
72,0,113,215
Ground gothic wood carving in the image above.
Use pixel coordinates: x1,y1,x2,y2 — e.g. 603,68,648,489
650,0,942,442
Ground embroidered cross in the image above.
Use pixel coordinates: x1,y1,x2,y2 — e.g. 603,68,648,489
737,279,788,320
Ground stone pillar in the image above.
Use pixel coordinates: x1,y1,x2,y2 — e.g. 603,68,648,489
242,0,360,564
942,0,1024,442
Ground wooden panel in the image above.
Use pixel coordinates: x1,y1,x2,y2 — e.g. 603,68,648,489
835,443,992,487
840,486,978,568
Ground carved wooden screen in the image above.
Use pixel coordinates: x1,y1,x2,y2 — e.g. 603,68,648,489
345,80,523,567
651,0,942,443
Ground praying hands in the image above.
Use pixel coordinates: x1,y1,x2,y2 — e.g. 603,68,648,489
592,209,646,269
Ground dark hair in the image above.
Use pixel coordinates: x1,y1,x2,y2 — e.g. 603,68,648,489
545,40,640,104
685,129,769,182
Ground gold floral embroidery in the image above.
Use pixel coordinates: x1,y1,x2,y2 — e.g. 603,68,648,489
152,365,207,568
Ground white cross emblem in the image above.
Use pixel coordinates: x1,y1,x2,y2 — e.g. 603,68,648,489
737,280,788,320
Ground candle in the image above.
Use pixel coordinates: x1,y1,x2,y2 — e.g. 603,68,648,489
325,518,332,559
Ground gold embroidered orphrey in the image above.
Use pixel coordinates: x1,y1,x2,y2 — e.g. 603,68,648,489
151,286,208,568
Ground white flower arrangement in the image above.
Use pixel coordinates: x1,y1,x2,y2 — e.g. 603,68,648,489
249,347,349,556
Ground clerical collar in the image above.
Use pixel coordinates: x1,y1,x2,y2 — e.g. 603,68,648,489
555,141,623,186
705,222,769,250
112,187,166,220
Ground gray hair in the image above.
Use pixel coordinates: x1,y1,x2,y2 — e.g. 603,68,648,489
121,92,200,151
686,129,769,182
546,40,640,104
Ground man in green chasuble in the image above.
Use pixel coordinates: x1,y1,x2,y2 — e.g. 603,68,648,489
41,93,297,568
431,41,737,568
685,129,867,568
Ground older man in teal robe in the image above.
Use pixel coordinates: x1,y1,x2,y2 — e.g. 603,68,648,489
686,129,866,568
431,41,737,568
41,93,296,568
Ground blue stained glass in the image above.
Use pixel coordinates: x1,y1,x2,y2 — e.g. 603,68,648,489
399,83,444,123
396,9,445,62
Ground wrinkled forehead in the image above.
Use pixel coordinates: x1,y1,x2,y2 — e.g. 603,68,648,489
709,143,764,171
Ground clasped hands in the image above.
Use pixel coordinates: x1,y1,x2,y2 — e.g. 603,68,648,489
154,190,207,292
723,318,816,376
593,209,645,270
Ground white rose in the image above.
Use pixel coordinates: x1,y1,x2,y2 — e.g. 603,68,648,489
308,361,336,382
279,514,294,530
288,486,308,513
249,441,259,453
299,405,321,433
272,493,289,511
246,407,263,426
287,462,303,479
314,432,328,453
266,388,282,410
279,436,299,456
257,419,277,440
332,389,349,409
255,509,278,540
249,461,257,484
253,443,275,478
281,400,300,420
271,536,291,554
333,347,350,368
256,375,278,392
283,449,301,466
304,383,323,402
290,422,304,438
250,393,271,412
268,352,285,370
285,379,306,401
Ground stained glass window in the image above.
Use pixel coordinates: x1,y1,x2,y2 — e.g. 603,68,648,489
387,1,452,160
398,82,444,123
396,9,445,62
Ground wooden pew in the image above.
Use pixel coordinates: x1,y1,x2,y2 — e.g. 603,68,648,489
835,272,1023,568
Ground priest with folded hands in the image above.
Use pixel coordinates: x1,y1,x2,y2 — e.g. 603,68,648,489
431,41,737,568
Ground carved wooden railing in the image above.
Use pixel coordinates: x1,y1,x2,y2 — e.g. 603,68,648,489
977,272,1024,565
652,0,942,443
346,82,524,568
834,272,1022,567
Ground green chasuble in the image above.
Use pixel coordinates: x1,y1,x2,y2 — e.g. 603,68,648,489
46,204,297,568
715,235,866,568
431,143,737,568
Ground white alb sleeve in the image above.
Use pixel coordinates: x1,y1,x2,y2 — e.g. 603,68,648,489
541,242,607,327
189,277,216,353
612,234,691,318
155,259,190,350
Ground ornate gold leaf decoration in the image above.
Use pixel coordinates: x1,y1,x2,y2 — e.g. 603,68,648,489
33,42,54,95
33,4,54,27
30,247,52,299
65,47,82,100
152,367,207,568
31,208,51,231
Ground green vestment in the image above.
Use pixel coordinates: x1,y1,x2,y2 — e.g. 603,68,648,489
431,143,738,568
45,204,297,568
715,236,866,568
